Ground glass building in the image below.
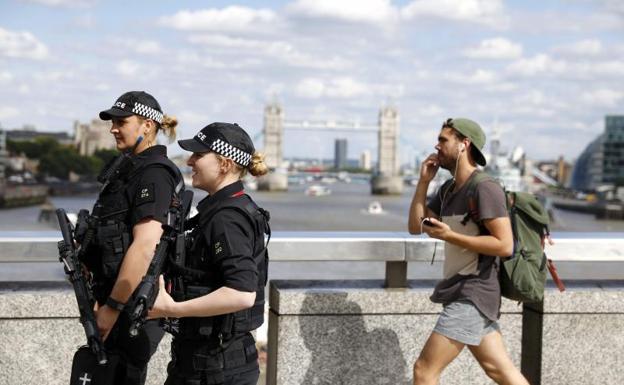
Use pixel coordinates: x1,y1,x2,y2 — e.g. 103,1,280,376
570,116,624,191
602,116,624,184
334,138,347,170
570,133,604,191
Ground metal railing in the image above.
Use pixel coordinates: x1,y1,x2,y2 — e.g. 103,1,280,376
1,231,623,285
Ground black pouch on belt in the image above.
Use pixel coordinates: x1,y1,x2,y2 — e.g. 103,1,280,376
192,352,225,385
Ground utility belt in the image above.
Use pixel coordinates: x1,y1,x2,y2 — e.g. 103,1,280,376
169,333,258,385
174,306,264,340
171,283,264,341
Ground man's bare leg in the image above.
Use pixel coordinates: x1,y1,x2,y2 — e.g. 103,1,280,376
413,332,464,385
468,330,530,385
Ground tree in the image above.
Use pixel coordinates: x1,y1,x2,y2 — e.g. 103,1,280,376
39,146,104,179
93,148,118,168
7,136,60,158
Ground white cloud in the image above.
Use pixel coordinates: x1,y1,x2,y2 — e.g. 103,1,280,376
555,39,603,56
32,71,74,82
160,6,277,33
594,0,624,14
18,84,30,94
95,83,110,91
134,40,162,55
287,0,399,24
0,71,13,83
0,27,48,60
445,69,499,84
116,60,140,76
103,38,162,55
515,90,547,106
327,77,370,98
20,0,96,7
463,37,522,59
413,104,444,117
174,51,233,69
188,34,263,49
188,34,351,70
295,77,370,99
581,89,624,107
401,0,508,28
589,60,624,77
73,14,96,28
484,82,517,92
295,78,326,99
0,106,19,120
506,54,567,76
178,110,208,127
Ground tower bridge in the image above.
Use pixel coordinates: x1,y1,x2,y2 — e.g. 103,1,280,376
260,102,403,195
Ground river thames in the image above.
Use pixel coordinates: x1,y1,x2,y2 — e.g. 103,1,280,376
2,179,624,233
1,179,623,284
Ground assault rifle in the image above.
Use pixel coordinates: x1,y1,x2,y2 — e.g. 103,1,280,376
55,136,144,364
57,208,107,365
127,186,193,337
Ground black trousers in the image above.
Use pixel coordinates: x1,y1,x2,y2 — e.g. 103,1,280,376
164,333,259,385
164,367,259,385
105,312,165,385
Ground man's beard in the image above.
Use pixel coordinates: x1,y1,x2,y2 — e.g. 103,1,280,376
438,154,457,173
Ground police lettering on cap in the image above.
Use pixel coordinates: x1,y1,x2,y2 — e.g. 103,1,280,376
99,91,164,124
178,122,255,168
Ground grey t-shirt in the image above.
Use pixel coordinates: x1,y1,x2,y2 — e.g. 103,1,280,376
427,171,508,321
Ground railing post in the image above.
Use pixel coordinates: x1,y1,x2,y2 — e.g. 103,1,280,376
384,261,407,288
521,301,544,385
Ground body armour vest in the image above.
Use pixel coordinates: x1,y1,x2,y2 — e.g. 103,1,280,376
170,194,271,343
84,151,182,304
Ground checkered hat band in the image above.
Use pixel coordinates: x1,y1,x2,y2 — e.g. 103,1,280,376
132,102,163,124
210,139,252,167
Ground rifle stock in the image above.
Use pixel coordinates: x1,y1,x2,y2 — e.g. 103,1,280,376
56,208,107,365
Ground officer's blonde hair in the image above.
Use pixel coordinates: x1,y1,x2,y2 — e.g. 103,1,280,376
216,152,269,178
137,115,178,143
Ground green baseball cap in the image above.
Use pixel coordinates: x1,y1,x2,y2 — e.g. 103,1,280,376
443,118,487,166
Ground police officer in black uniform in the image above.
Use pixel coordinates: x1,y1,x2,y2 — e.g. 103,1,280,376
79,91,183,384
148,122,270,385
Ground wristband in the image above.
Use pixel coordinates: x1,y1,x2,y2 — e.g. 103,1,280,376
105,297,126,312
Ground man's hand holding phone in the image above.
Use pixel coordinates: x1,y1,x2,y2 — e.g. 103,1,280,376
420,217,450,240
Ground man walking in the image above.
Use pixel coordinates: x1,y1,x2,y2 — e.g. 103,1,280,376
408,118,529,385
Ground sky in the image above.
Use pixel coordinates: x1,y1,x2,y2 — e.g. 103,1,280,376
0,0,623,164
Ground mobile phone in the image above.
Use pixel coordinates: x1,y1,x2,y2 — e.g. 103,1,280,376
422,218,434,227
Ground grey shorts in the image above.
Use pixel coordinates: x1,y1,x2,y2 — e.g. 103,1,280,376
433,300,500,346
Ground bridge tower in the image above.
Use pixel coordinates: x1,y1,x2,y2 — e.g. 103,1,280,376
371,107,403,194
263,102,284,169
0,127,6,198
258,102,288,191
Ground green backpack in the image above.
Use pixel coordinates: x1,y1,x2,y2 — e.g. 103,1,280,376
464,172,562,303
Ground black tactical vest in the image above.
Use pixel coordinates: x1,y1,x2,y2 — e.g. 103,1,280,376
170,194,270,344
86,151,182,304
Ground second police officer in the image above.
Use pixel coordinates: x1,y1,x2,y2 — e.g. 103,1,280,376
148,122,271,385
79,91,184,384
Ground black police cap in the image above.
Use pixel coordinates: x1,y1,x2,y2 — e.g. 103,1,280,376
99,91,164,123
178,122,255,167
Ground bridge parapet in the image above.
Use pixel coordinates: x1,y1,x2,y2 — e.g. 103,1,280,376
1,232,623,384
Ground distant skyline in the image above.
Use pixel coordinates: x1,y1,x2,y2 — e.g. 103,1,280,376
1,0,623,163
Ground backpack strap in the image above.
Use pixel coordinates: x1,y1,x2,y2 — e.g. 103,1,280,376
461,171,496,227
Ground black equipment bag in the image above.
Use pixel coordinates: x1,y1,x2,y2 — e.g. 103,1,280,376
70,346,120,385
